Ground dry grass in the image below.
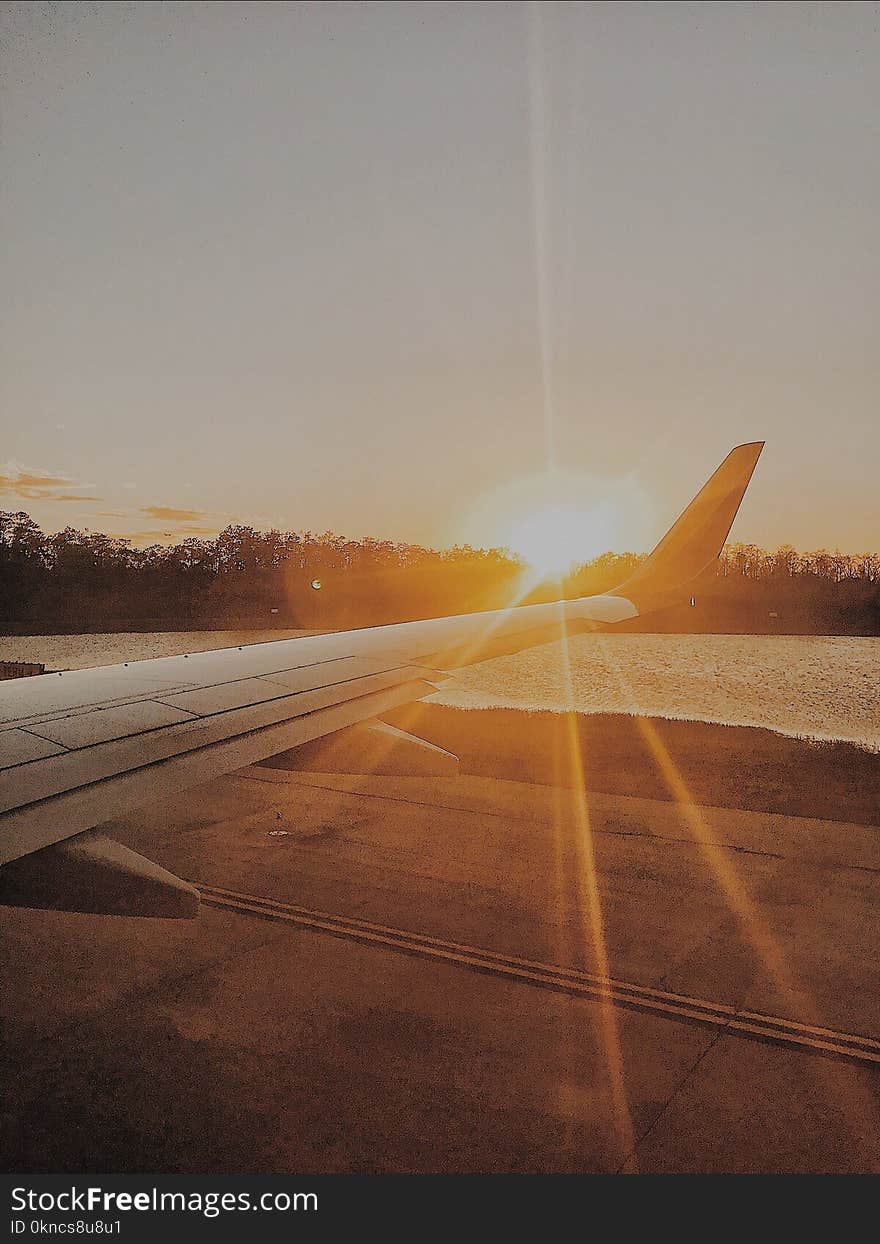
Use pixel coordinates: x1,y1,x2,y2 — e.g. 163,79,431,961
384,703,880,827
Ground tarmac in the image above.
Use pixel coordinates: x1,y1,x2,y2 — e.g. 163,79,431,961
3,764,879,1173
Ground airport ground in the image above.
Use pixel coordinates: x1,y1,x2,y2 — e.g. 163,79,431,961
2,710,879,1174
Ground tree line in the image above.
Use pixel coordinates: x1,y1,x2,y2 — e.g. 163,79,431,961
1,510,878,634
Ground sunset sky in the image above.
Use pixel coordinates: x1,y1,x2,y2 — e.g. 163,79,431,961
2,2,878,554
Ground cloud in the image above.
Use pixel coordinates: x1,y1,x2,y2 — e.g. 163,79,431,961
0,467,71,491
166,524,217,537
0,462,99,503
111,524,219,547
140,504,207,522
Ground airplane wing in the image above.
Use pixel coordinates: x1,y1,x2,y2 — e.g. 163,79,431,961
0,442,762,917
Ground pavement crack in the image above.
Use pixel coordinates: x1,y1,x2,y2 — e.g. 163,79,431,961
616,1028,725,1173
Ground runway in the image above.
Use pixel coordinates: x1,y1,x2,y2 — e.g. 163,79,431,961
3,764,879,1173
197,881,880,1068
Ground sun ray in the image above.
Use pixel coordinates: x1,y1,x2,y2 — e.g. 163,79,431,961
555,601,638,1164
527,0,556,474
584,628,880,1163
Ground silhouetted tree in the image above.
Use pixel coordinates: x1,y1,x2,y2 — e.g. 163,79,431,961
1,513,877,635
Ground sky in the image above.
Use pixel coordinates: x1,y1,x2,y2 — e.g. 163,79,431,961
2,1,879,555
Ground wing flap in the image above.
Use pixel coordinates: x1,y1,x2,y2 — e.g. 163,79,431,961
0,663,434,821
26,701,197,750
0,729,67,768
0,677,436,866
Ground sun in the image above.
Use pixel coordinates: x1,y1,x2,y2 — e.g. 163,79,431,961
455,465,654,585
505,500,613,579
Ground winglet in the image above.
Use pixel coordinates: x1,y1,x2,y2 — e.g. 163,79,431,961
611,441,764,610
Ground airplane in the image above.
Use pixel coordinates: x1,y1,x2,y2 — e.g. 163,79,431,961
0,443,763,919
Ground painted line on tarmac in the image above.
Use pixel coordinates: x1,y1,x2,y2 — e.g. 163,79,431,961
195,880,880,1069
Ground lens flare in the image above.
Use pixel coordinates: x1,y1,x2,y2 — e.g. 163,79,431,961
505,501,614,578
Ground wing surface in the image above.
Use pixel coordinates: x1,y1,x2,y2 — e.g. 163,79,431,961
0,443,762,914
